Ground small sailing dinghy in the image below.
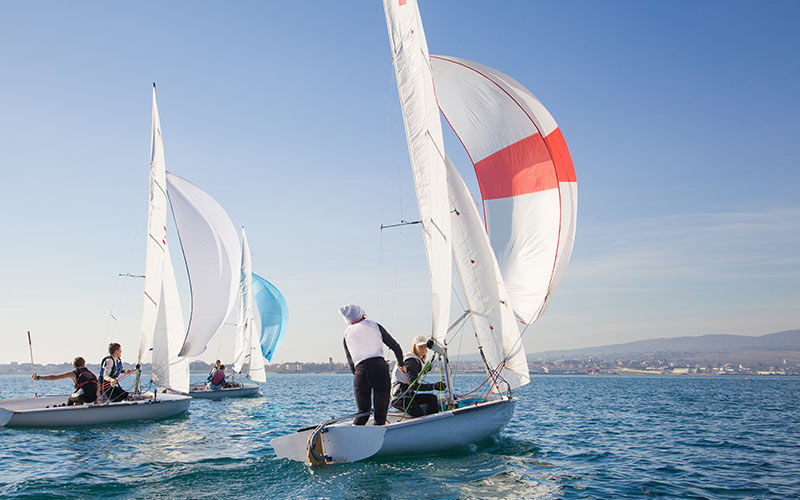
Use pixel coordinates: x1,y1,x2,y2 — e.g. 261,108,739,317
0,85,198,427
271,0,577,464
187,229,288,399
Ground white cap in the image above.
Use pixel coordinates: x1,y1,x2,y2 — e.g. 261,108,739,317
339,304,365,324
412,335,428,347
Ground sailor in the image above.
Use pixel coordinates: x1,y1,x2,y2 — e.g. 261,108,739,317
391,336,445,418
207,364,227,390
340,304,404,426
32,356,98,406
99,343,137,402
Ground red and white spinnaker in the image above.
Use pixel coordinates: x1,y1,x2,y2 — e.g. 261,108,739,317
431,55,577,325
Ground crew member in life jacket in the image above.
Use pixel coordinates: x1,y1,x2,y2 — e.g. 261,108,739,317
99,343,137,403
32,356,98,406
340,304,404,426
207,364,228,390
391,336,446,418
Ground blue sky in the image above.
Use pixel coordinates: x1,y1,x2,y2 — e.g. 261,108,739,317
0,1,798,364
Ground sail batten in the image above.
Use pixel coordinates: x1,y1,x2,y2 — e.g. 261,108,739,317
383,0,451,341
137,86,189,393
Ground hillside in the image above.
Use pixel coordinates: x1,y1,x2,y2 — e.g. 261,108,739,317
528,329,800,363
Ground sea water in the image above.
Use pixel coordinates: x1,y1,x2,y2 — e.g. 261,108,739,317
1,374,798,499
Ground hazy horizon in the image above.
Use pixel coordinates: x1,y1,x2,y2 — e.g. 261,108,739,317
1,1,798,365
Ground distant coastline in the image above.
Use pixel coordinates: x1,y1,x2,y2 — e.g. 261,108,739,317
4,329,798,376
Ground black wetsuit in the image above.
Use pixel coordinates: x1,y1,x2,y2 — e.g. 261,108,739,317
344,323,403,425
391,355,443,418
69,367,98,406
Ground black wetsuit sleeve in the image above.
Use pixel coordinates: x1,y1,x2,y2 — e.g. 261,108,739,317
343,338,355,374
378,324,404,366
404,358,435,392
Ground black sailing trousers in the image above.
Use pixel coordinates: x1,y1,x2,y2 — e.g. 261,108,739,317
392,393,440,418
353,357,390,425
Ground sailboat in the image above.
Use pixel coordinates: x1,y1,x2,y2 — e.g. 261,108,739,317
188,228,289,399
0,85,199,427
271,0,577,464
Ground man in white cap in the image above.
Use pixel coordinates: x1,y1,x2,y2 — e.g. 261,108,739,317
390,335,446,418
340,304,404,425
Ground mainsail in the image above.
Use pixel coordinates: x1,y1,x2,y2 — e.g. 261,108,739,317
383,0,451,341
252,273,288,363
137,85,189,393
431,55,577,325
165,172,241,357
232,228,266,382
446,156,529,389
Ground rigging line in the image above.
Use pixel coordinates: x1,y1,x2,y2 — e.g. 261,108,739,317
379,209,384,320
452,322,465,390
389,269,399,334
107,219,144,341
451,282,466,312
444,314,467,346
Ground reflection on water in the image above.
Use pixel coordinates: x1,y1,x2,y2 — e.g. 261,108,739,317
1,374,799,498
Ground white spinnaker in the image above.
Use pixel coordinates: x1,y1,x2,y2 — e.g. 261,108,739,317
446,156,529,389
233,228,266,382
151,251,190,393
383,0,451,341
431,55,577,325
138,85,168,364
166,172,241,357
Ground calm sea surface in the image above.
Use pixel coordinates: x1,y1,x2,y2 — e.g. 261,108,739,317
0,373,798,499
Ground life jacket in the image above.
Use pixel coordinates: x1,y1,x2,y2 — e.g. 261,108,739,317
391,352,422,385
391,353,423,398
344,319,384,367
210,370,225,386
73,367,98,397
100,356,123,379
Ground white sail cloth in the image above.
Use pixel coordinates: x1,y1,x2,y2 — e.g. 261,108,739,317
166,172,241,357
431,55,577,325
137,85,189,393
446,156,529,389
232,228,266,382
383,0,451,341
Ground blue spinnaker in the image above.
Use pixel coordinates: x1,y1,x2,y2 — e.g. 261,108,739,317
252,273,288,362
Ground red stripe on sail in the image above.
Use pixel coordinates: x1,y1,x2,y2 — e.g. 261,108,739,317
474,133,558,200
544,127,576,183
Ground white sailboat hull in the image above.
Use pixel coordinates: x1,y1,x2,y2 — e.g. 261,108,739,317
188,382,260,399
0,392,190,428
271,396,515,464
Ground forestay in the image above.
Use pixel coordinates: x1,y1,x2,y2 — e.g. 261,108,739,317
446,156,529,389
431,55,577,325
166,172,241,357
252,273,288,363
383,0,451,341
232,228,266,382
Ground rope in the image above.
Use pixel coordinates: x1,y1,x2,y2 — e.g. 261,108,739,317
99,369,135,403
398,357,435,421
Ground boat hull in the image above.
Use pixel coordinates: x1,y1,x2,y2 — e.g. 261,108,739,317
271,396,516,464
377,396,515,456
0,393,191,428
188,382,260,399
